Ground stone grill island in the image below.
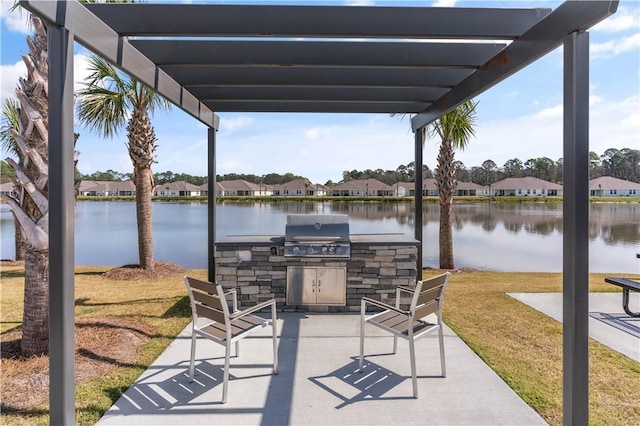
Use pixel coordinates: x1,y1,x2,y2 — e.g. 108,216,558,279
215,216,419,312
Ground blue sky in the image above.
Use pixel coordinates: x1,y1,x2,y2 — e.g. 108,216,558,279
1,0,638,185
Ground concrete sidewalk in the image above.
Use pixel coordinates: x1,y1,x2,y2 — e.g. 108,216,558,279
97,313,545,425
509,292,640,362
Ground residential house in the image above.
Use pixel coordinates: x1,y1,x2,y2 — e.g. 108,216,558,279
0,182,15,197
217,179,273,196
589,176,640,197
330,178,394,196
490,176,563,196
272,179,329,196
421,178,439,196
79,180,136,196
455,181,489,196
196,182,224,196
155,181,202,197
392,182,413,196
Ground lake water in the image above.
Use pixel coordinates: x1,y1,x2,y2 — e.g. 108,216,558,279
1,201,639,273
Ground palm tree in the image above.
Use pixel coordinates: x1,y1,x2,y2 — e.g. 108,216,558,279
1,98,26,262
1,17,53,356
76,56,170,271
425,100,477,269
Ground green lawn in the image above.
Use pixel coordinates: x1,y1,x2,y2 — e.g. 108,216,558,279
1,266,639,425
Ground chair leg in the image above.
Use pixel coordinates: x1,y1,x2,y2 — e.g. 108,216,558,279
222,342,231,404
272,309,279,374
409,338,418,398
393,335,398,354
235,341,240,357
359,302,365,372
188,329,197,382
438,324,446,377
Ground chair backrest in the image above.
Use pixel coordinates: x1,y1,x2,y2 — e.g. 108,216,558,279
410,272,450,320
184,276,230,326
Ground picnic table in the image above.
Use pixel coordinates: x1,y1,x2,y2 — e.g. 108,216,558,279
604,253,640,317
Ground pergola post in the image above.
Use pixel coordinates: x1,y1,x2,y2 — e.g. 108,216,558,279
562,30,590,426
414,128,424,276
48,25,76,425
208,127,217,283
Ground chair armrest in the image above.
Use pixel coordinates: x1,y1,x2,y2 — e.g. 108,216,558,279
361,297,407,315
397,285,416,295
223,288,238,312
229,299,276,321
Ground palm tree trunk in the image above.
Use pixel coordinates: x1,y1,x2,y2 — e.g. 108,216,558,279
21,249,49,356
134,165,154,270
128,106,157,271
436,138,456,269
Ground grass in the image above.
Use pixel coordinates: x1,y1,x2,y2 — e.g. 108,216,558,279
1,265,639,425
431,270,640,426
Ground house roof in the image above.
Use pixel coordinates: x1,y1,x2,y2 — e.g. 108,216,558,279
332,178,393,191
272,179,309,191
456,181,488,190
422,179,439,191
22,1,617,131
82,180,136,192
197,182,223,192
158,181,201,192
218,179,267,191
491,176,562,190
589,176,640,190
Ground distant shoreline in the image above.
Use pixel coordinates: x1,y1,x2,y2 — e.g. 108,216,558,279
2,195,640,204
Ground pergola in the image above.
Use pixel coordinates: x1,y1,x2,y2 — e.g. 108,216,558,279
19,0,618,424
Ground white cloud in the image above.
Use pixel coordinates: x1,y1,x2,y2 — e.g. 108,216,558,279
219,115,254,133
0,0,30,34
593,6,640,33
0,60,26,104
73,53,92,92
304,128,322,140
591,33,640,59
432,0,457,7
344,1,374,5
1,53,91,105
457,93,640,169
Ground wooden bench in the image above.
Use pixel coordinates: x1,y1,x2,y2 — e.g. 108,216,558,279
604,276,640,318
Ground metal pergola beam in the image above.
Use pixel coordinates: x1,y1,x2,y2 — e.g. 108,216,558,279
131,40,506,69
173,67,473,89
20,0,219,129
201,101,431,114
192,86,448,103
563,30,590,426
48,25,76,426
87,4,551,39
411,0,619,130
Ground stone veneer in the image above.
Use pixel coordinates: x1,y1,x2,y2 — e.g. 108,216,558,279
215,237,418,313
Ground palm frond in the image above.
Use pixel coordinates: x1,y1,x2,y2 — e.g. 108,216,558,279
0,98,21,157
428,100,478,151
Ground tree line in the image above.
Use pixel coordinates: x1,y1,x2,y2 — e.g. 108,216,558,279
342,147,640,186
10,146,629,188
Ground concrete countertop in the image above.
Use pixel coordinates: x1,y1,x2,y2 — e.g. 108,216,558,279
215,233,419,246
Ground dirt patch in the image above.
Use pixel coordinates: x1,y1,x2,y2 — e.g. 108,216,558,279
103,261,186,280
0,317,154,413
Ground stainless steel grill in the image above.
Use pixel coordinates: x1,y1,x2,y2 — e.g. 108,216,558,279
284,214,350,258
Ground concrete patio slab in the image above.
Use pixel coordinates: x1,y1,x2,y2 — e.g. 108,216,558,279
97,313,546,426
508,292,639,362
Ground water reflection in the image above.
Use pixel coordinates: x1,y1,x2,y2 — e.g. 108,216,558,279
1,201,638,273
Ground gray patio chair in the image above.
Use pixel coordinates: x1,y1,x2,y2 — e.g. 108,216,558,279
183,276,278,404
359,272,450,398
